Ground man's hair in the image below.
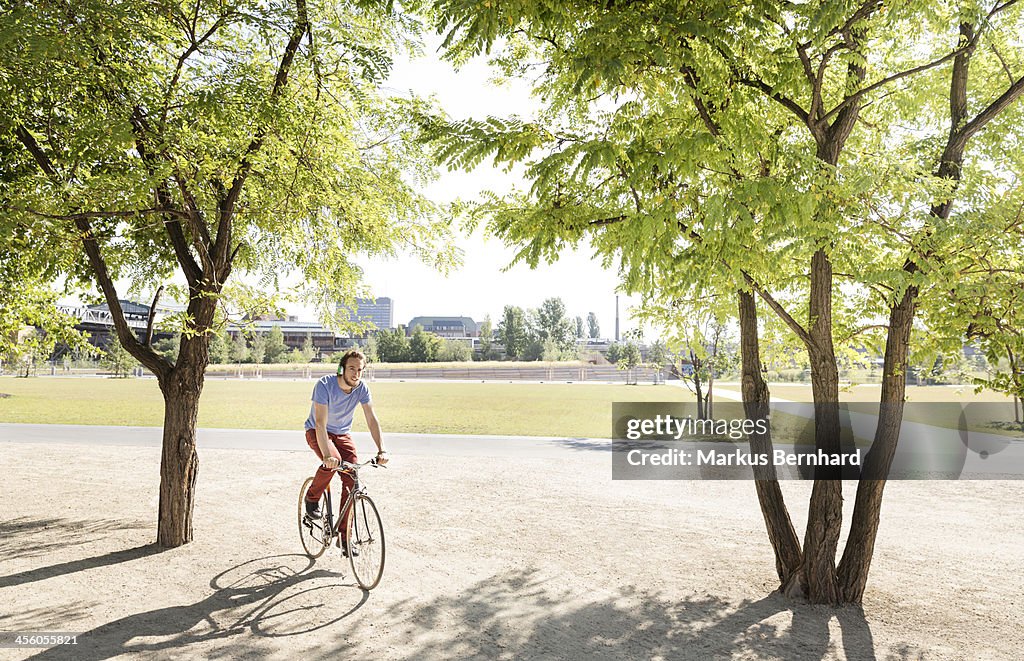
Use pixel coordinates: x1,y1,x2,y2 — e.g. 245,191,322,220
337,349,367,374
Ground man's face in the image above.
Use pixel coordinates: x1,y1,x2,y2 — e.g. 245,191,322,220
341,358,364,388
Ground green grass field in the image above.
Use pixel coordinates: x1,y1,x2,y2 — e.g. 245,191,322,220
5,377,1018,439
0,377,691,438
716,383,1023,439
715,383,1015,404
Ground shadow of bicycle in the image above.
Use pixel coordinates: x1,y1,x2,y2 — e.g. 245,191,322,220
26,553,367,660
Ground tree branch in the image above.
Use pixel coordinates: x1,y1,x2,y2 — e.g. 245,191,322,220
13,125,171,377
737,76,810,123
820,33,981,125
828,0,883,40
146,286,164,348
588,215,629,226
75,216,173,376
838,324,888,344
215,0,309,270
992,0,1020,15
681,66,722,136
124,106,205,283
954,74,1024,149
158,183,206,285
7,205,190,222
742,271,813,346
988,41,1017,86
13,126,59,178
161,13,231,127
171,170,215,274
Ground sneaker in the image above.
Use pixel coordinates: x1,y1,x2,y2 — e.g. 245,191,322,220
340,540,360,557
304,500,322,519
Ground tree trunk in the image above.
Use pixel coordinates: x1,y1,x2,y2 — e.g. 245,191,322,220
154,301,213,547
836,20,981,601
157,372,201,547
738,290,803,588
1008,348,1022,424
837,285,917,603
707,364,715,420
692,351,706,420
799,248,844,603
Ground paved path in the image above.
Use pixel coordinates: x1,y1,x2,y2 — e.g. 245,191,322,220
5,401,1022,477
0,423,609,459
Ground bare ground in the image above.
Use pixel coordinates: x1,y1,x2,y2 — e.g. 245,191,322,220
1,439,1021,660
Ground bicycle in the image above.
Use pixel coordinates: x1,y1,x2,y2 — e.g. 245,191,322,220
298,459,386,590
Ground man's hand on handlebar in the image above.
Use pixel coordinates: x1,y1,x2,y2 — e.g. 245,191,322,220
323,456,340,469
375,449,389,466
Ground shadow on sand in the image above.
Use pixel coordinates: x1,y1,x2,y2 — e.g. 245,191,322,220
381,567,925,660
0,516,151,565
24,554,366,660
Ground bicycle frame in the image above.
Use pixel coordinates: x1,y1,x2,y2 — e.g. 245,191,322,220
322,460,375,542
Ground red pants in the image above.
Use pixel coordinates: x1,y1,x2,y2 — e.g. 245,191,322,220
304,428,358,504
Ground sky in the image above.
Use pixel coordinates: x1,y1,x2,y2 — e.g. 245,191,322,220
337,37,645,339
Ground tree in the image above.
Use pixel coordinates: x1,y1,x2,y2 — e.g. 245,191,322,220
619,340,642,383
153,335,181,363
300,333,316,362
438,338,471,362
497,305,528,359
5,328,42,377
587,312,600,339
409,324,440,362
520,309,545,361
685,322,727,420
1,0,454,546
934,247,1024,420
536,297,575,352
648,339,668,384
265,326,287,364
605,342,622,364
102,340,138,378
574,315,584,339
229,332,249,365
361,336,380,364
208,329,231,365
377,327,411,363
429,0,1024,604
249,333,267,365
477,315,496,360
540,338,560,362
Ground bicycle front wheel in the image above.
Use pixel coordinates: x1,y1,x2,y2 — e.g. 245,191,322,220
346,494,385,589
298,477,330,558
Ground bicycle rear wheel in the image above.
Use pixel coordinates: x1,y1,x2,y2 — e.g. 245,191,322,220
298,477,330,558
345,494,385,589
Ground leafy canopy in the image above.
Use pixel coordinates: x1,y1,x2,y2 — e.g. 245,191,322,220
0,0,455,338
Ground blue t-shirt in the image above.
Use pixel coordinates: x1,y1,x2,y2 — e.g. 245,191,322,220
304,375,372,435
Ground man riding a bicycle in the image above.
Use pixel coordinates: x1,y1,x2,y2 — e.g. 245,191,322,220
303,350,388,544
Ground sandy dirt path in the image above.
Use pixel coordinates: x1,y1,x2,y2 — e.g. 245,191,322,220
1,436,1022,660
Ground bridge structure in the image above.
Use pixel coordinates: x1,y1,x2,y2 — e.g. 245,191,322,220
54,301,176,355
56,305,152,331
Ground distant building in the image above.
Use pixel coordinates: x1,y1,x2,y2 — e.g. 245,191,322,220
337,297,393,332
228,320,337,355
406,316,478,338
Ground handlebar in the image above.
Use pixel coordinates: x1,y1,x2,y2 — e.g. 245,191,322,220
322,458,386,472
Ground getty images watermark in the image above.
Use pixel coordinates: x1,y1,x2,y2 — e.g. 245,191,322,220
612,402,1024,480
